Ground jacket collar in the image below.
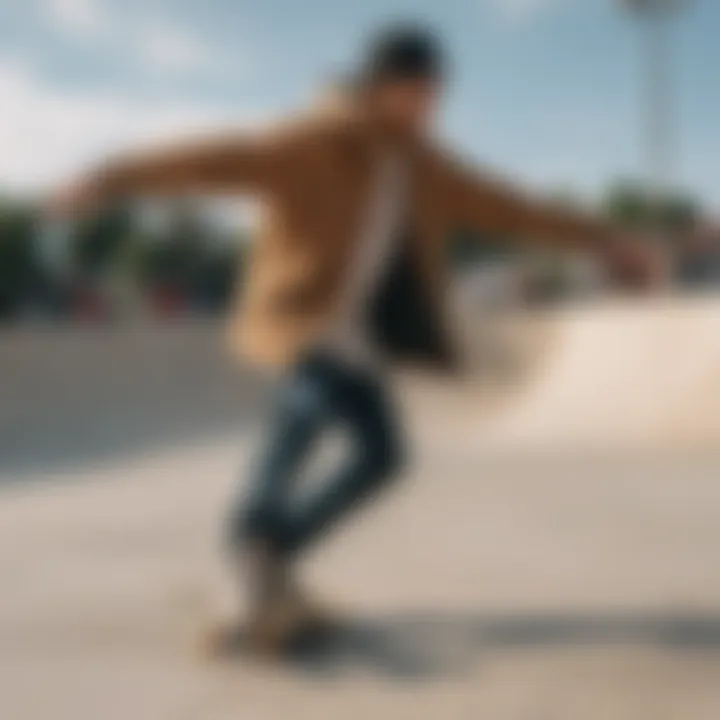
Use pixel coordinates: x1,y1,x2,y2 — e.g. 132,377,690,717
320,93,425,157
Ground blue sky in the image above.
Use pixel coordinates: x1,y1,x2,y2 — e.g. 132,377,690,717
0,0,717,208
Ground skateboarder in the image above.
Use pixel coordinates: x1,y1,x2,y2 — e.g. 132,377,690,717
50,23,661,652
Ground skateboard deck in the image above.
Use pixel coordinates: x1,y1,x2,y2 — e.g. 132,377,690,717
201,615,347,661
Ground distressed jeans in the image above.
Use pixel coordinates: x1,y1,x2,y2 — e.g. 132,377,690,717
229,352,405,559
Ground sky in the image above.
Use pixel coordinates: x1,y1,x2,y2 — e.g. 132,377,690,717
0,0,717,208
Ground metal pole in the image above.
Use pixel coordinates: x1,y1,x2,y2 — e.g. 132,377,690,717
621,0,689,224
643,9,675,207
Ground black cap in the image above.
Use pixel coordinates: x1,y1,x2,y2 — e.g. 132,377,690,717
359,23,445,85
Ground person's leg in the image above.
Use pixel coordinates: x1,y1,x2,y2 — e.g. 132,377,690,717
227,357,333,556
214,356,347,653
218,357,403,653
279,365,405,558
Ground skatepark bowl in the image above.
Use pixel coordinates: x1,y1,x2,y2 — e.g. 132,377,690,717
2,291,720,719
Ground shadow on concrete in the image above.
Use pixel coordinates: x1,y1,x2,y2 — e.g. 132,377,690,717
271,611,720,681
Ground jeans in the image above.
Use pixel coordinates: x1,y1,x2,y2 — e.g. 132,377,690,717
230,352,404,559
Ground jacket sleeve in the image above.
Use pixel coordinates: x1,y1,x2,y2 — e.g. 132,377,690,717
96,124,307,199
439,151,612,250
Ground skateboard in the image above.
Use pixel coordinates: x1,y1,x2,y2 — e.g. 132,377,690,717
201,612,346,661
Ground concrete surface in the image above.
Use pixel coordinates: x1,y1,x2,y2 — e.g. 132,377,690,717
2,297,720,719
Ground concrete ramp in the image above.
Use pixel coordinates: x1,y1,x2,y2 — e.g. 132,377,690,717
3,295,720,471
3,299,720,720
483,295,720,453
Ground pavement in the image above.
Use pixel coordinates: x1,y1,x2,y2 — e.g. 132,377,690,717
2,296,720,719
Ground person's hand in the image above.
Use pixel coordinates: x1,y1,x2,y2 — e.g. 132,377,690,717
602,233,672,291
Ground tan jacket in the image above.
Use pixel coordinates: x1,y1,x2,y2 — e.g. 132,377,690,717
101,108,609,369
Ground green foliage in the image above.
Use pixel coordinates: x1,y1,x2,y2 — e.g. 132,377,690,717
0,195,246,321
124,207,208,287
449,229,516,268
71,204,133,275
193,244,243,312
0,200,40,318
602,180,701,234
120,206,244,312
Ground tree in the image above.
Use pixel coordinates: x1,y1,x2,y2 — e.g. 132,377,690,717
601,179,701,235
121,202,245,315
70,204,134,277
0,199,40,319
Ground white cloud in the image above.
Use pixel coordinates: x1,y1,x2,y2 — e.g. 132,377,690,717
43,0,236,79
0,58,255,193
132,23,227,77
45,0,106,37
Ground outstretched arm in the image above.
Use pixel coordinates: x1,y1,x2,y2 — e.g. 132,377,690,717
439,152,668,286
441,153,613,250
49,125,304,216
